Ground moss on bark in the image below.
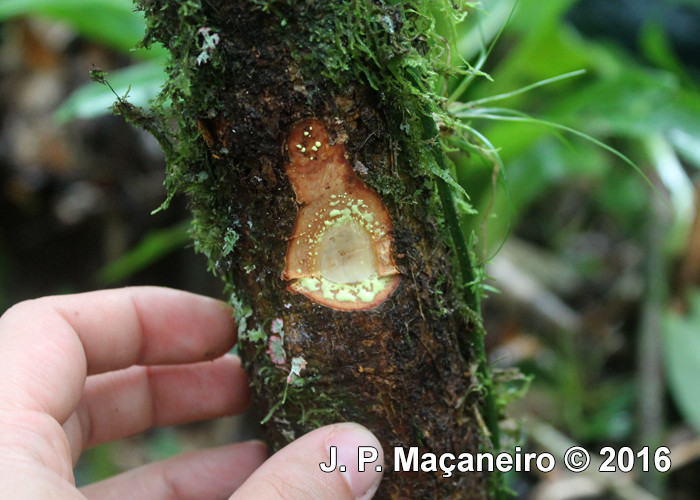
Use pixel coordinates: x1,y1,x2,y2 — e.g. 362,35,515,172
124,0,494,497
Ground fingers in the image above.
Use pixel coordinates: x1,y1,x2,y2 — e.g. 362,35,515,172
231,423,384,500
80,441,268,500
62,354,250,463
0,287,237,422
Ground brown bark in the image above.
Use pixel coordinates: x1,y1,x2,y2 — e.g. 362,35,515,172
139,0,489,497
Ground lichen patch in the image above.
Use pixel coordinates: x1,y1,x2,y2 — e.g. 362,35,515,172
283,118,400,310
267,335,286,364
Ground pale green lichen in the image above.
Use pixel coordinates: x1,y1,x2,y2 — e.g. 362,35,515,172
242,327,267,343
287,356,308,383
267,335,286,364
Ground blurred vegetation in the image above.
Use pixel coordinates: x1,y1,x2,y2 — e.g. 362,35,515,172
3,0,700,498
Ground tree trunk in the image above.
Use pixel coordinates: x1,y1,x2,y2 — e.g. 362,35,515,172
132,0,491,498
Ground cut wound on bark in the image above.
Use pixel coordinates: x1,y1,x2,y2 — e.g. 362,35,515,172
283,118,401,311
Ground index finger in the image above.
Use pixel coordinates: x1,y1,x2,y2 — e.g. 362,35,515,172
0,287,237,422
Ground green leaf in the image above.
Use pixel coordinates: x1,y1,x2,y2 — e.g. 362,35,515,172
663,289,700,435
548,69,700,140
429,160,470,200
670,128,700,170
0,0,165,57
464,0,589,104
453,69,586,110
456,107,664,204
96,220,190,285
639,20,687,77
54,61,167,123
645,135,694,257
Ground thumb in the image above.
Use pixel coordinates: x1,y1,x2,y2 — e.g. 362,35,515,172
231,422,384,500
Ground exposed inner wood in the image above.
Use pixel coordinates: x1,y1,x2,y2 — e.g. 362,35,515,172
283,118,401,310
319,219,378,284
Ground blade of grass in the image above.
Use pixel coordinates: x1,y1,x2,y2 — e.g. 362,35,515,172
452,123,513,263
0,0,164,57
451,69,586,112
456,0,516,62
455,108,669,205
447,0,518,105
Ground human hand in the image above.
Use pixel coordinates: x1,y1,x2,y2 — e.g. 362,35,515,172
0,287,384,499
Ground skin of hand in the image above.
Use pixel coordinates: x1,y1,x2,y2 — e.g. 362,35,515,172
0,287,384,500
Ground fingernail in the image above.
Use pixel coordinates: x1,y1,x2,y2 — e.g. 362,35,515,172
327,423,384,500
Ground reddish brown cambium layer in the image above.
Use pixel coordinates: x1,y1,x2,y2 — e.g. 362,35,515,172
282,118,401,311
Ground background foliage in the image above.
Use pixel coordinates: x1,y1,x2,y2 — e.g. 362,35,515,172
2,0,700,498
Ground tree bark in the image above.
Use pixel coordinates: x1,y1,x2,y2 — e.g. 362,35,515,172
134,0,491,498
